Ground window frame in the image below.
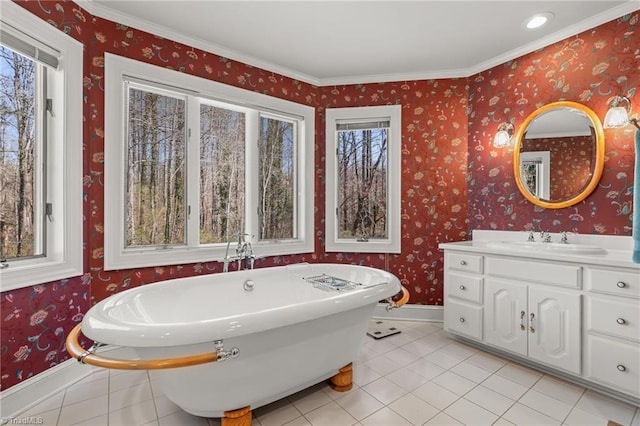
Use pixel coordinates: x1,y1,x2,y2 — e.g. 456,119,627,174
325,105,401,253
0,2,83,291
104,53,314,270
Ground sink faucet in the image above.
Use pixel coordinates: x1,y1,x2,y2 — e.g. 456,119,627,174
540,231,552,243
527,230,535,242
560,231,570,244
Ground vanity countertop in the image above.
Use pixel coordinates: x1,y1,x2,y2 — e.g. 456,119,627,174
439,230,640,270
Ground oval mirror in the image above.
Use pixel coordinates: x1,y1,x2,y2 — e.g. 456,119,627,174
513,101,605,209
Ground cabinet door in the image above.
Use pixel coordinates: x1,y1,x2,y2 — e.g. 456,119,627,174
528,287,581,375
485,279,527,356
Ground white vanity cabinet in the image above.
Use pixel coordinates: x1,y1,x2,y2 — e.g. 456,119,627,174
584,267,640,399
484,279,581,374
441,232,640,406
443,252,484,341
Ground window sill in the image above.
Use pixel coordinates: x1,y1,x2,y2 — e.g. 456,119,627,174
0,258,83,291
104,240,314,271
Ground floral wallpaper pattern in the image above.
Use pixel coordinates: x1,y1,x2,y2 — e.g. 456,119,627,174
1,0,637,391
467,12,638,234
521,135,594,201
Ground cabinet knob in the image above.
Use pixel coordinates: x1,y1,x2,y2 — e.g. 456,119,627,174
459,317,465,323
617,364,626,372
616,318,626,325
459,285,466,291
616,281,627,288
460,260,467,266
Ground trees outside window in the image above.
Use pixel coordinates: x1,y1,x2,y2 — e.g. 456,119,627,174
0,1,83,290
336,126,388,241
325,105,401,254
126,86,187,247
0,46,42,260
104,54,314,270
259,114,295,240
199,103,245,244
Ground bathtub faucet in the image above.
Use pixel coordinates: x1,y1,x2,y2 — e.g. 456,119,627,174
223,233,255,272
214,339,240,361
236,233,255,270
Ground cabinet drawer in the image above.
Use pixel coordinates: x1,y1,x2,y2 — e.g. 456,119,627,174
486,257,580,289
444,299,483,341
446,252,483,274
585,267,640,299
446,272,483,303
587,295,640,342
586,335,640,398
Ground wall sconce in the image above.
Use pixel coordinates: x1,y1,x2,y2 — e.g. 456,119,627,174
603,96,631,128
493,122,514,147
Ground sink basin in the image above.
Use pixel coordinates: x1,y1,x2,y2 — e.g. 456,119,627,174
486,241,607,255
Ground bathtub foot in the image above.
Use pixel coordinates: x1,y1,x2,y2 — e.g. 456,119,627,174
222,406,251,426
329,362,353,392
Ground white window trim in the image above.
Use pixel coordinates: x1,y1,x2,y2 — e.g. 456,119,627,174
0,2,83,290
104,53,314,270
325,105,401,253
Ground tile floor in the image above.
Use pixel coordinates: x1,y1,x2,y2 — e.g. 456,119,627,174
14,320,640,426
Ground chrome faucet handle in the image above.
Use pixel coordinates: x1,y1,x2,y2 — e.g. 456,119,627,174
560,231,569,244
527,230,535,242
540,231,552,243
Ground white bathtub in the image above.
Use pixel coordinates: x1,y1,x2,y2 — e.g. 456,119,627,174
80,263,402,417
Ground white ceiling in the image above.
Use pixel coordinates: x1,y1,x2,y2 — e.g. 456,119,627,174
80,0,639,86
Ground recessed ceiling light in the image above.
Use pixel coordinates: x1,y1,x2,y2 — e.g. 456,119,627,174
525,12,554,29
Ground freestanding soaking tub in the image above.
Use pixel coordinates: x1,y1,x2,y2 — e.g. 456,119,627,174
67,263,407,423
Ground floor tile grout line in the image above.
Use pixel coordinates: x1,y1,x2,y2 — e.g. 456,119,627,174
514,373,572,424
457,372,515,419
37,321,640,426
146,370,162,426
106,370,111,426
55,373,76,426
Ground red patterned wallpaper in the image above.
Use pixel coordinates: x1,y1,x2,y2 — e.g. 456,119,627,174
521,135,594,201
1,1,637,390
467,12,638,234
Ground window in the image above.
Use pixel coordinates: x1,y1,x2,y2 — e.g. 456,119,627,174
0,2,83,290
104,54,314,270
125,83,187,248
325,105,401,253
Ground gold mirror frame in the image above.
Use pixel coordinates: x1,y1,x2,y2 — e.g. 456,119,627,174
513,101,605,209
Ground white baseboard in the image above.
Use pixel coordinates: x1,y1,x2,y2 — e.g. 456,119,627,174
373,303,443,322
0,358,93,420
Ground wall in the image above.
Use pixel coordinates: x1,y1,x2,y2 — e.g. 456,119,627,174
1,0,468,390
521,135,594,201
467,12,638,234
0,1,636,391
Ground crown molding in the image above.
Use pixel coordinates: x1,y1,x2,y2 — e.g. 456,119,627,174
76,0,322,86
317,67,472,87
464,0,640,78
78,0,640,87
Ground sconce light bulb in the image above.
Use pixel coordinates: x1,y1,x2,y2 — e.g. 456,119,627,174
603,106,630,128
493,122,514,147
493,130,511,148
603,95,631,128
